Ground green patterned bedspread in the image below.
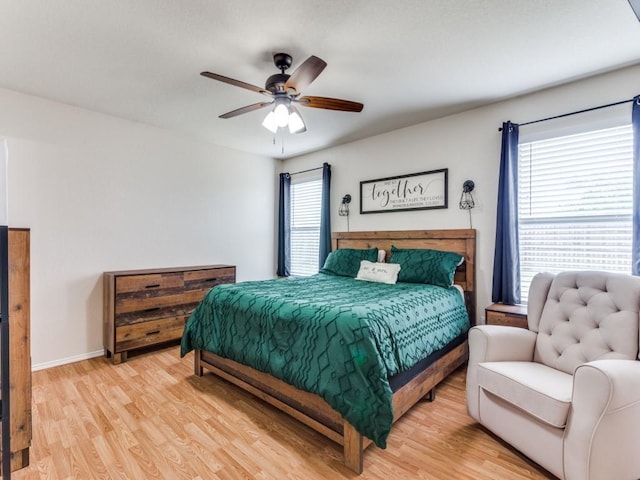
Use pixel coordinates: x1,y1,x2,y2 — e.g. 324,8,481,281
180,273,469,448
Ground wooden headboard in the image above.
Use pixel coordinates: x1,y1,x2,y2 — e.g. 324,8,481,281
332,229,477,325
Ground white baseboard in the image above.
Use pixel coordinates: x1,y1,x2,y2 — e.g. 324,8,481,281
32,349,105,372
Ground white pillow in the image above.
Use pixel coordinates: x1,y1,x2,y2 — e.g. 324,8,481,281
377,249,387,263
355,260,401,285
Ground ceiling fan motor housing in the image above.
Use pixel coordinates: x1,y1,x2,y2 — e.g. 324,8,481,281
265,73,290,93
265,53,293,93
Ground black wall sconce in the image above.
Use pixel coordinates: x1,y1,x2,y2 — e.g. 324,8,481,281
459,180,475,210
339,194,351,231
339,194,351,216
459,180,475,228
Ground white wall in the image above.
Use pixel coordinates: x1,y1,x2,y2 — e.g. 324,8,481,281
281,64,640,322
0,88,277,368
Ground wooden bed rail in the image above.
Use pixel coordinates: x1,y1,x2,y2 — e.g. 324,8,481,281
196,341,468,474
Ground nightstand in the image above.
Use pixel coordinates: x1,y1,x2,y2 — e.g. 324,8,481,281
485,303,528,329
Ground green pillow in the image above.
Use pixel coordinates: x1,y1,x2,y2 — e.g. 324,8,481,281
320,248,379,277
390,246,463,287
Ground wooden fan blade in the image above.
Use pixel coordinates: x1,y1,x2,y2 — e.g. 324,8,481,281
296,96,363,112
284,56,327,93
219,102,273,119
201,72,272,96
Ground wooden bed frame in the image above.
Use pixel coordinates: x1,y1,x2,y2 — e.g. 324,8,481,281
193,229,476,474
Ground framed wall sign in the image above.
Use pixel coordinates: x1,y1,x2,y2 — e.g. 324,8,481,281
360,168,448,214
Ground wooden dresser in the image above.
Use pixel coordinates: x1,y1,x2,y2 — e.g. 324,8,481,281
103,264,235,364
3,228,32,473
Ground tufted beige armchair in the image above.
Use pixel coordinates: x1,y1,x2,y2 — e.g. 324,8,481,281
466,271,640,480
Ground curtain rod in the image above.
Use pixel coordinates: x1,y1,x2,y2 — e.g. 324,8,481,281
289,166,323,176
498,97,637,131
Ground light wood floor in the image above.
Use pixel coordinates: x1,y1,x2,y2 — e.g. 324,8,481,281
14,346,553,480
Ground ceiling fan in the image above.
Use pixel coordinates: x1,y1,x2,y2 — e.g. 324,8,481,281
201,53,364,134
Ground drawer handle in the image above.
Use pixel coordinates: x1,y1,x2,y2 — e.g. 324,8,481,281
145,284,161,289
143,307,161,313
204,277,218,282
146,330,160,336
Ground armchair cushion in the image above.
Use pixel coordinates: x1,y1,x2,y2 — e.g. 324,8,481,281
478,361,573,428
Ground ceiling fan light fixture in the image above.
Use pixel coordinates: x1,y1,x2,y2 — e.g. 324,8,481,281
273,102,290,127
262,111,278,133
288,109,305,134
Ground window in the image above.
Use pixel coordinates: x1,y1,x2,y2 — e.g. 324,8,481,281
518,125,633,302
290,173,322,276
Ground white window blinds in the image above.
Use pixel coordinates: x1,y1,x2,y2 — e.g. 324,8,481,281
290,174,322,276
518,125,633,302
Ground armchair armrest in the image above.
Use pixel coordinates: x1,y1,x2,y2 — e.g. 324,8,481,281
466,325,537,420
564,359,640,480
469,325,537,364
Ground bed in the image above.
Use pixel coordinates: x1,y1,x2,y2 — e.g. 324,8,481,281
181,229,476,473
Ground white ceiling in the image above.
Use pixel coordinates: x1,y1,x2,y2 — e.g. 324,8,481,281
1,1,639,159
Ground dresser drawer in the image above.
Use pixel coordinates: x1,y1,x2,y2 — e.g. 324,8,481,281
116,271,184,293
114,303,197,327
115,316,188,352
115,289,207,317
184,267,235,289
